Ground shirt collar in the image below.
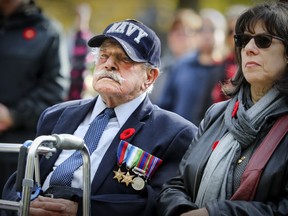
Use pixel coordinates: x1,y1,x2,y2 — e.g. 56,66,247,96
90,93,146,127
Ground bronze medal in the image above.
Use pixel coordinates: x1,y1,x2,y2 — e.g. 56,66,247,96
121,171,135,187
113,167,125,182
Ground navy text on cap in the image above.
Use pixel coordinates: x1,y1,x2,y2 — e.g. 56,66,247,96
88,19,161,68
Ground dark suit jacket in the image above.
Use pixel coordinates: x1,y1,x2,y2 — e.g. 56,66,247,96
3,96,197,216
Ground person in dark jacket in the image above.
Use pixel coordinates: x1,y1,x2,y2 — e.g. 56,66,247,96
0,0,69,197
157,1,288,216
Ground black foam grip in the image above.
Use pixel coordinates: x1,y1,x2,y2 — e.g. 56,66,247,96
15,145,28,192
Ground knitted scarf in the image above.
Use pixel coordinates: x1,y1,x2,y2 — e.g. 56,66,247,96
195,85,285,207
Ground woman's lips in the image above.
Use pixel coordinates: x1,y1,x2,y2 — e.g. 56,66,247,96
245,61,260,68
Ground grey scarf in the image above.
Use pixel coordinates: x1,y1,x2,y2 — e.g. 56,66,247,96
195,86,285,207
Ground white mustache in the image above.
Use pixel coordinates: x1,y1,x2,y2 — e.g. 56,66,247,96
95,70,125,84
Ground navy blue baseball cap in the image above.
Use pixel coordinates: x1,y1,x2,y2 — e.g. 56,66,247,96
88,19,161,68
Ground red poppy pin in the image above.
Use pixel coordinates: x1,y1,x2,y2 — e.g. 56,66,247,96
212,140,219,151
231,100,239,118
120,128,135,140
23,27,36,40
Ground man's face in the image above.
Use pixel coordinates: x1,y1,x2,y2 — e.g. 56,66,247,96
92,39,148,106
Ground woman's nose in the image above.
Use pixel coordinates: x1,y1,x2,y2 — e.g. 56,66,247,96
244,38,259,55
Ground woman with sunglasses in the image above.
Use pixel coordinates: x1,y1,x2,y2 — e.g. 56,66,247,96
157,1,288,216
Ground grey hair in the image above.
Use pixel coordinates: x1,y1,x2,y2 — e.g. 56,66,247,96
142,63,158,94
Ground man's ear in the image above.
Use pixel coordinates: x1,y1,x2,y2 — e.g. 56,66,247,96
146,68,159,86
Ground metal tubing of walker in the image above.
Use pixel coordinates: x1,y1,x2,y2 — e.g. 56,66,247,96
21,135,57,216
20,135,91,216
0,200,22,212
0,135,91,216
0,144,57,154
81,145,91,216
0,143,57,215
0,144,22,152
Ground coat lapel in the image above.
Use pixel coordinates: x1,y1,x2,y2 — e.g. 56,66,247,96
52,99,96,135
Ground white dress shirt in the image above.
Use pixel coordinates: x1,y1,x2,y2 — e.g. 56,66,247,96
42,93,146,190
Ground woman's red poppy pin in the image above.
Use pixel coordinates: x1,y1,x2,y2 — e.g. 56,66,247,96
231,101,239,118
212,140,219,151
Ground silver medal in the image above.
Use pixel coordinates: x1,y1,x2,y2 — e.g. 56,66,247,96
131,176,145,191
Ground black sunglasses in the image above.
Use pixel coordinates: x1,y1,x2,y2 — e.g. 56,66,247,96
234,33,285,48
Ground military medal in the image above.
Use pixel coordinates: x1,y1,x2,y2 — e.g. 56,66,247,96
113,168,125,182
132,167,146,191
131,151,151,191
113,141,129,182
145,155,163,179
115,141,163,190
121,144,142,186
132,153,163,191
121,171,135,186
131,176,145,191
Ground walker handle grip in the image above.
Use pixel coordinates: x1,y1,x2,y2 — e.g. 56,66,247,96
16,140,32,192
52,134,85,150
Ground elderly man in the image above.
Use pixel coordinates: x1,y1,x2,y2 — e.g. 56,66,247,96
3,19,197,216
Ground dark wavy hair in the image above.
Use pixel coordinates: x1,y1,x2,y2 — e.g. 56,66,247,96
222,1,288,98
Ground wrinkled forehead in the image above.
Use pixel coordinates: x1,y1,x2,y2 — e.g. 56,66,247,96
99,38,132,58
